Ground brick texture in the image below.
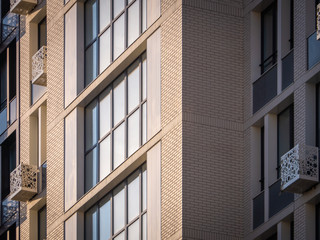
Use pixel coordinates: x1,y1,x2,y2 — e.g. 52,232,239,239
47,16,64,125
47,120,64,229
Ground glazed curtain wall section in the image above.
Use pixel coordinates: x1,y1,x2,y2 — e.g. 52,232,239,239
84,0,147,85
85,54,147,192
85,164,147,240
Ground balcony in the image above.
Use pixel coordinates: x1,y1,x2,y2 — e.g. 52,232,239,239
10,0,37,15
32,46,47,86
10,163,37,202
280,144,319,193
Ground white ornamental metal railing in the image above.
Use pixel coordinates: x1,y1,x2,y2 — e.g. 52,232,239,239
32,45,47,85
280,144,319,193
10,163,37,201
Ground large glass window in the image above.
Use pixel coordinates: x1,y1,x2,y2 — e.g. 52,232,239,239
84,0,147,85
85,54,147,192
85,165,147,240
261,2,277,74
1,133,16,200
277,105,294,178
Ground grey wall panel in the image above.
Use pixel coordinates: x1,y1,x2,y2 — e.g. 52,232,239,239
147,142,161,240
147,28,161,140
65,107,84,211
64,3,84,107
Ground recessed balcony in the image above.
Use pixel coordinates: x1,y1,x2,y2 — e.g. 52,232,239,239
281,144,319,193
10,163,37,202
32,46,47,86
10,0,37,15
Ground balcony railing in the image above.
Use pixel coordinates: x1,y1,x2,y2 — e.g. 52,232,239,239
1,197,18,226
38,161,47,193
308,31,320,69
280,144,319,193
10,163,37,202
32,46,47,86
282,50,294,90
253,191,264,229
253,64,277,113
10,0,37,15
269,179,294,218
1,12,18,43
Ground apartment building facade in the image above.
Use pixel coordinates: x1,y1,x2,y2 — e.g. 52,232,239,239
0,0,319,239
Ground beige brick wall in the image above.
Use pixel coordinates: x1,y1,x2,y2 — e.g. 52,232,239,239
161,4,183,239
47,16,64,125
47,120,64,229
161,6,183,129
47,223,64,240
20,20,30,116
161,123,183,240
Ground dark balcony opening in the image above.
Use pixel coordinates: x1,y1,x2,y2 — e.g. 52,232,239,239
253,191,264,229
282,50,294,90
1,133,16,201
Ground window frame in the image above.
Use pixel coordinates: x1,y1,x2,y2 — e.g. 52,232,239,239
84,53,147,192
84,0,145,85
84,164,147,240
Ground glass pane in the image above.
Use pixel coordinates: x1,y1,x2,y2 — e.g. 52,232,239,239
142,213,147,240
113,75,125,125
278,108,292,160
99,0,111,32
128,171,140,222
32,84,46,105
85,41,98,86
85,0,98,45
114,231,125,240
86,100,98,150
128,0,140,46
99,28,111,73
85,147,98,192
128,110,139,156
128,61,140,113
99,196,111,240
142,103,146,144
113,14,125,59
99,88,111,137
113,184,125,234
142,54,146,100
38,206,47,240
142,0,146,32
100,136,111,181
113,0,125,18
142,164,146,211
128,220,139,240
38,18,47,48
85,206,98,240
113,123,125,169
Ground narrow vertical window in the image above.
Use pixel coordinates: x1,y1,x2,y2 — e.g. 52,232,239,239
260,126,264,191
277,105,294,178
261,2,277,73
